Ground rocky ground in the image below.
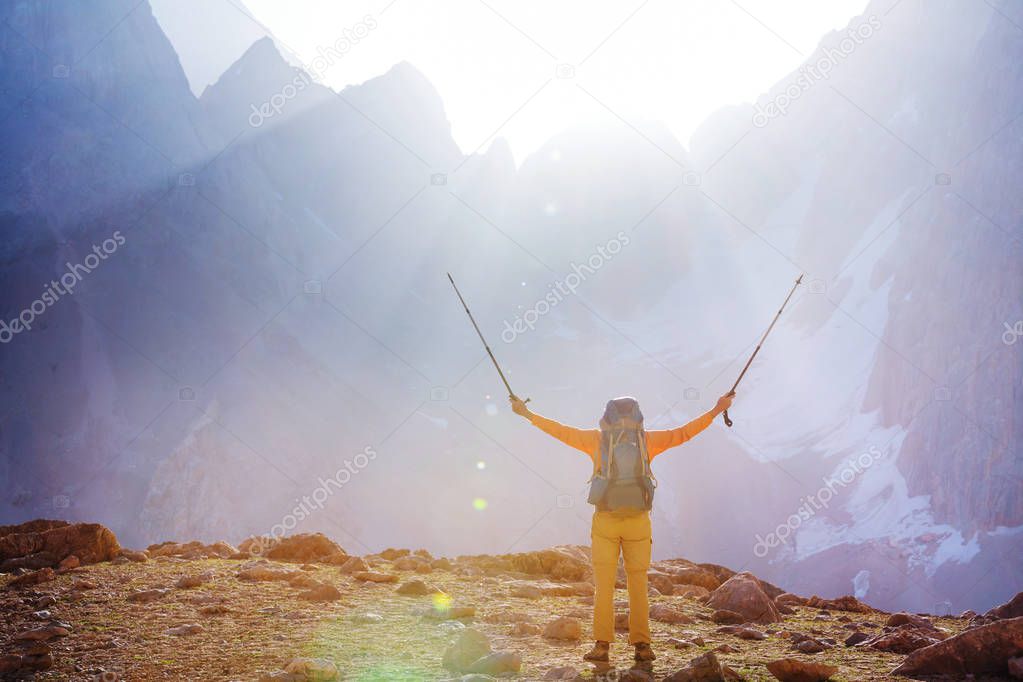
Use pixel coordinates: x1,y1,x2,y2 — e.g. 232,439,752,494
1,521,1021,681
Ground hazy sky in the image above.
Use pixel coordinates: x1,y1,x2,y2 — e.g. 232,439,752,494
156,0,870,162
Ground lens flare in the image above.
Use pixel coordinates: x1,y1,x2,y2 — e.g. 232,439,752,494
432,592,452,612
472,497,487,511
476,461,486,470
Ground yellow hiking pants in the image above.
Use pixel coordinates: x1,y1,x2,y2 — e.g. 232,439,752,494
591,510,652,644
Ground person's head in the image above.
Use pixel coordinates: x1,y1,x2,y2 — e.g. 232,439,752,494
599,396,643,431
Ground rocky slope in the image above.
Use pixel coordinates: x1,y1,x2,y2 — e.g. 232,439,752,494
2,522,1022,681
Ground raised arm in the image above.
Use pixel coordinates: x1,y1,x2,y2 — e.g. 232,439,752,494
510,396,599,458
647,392,733,459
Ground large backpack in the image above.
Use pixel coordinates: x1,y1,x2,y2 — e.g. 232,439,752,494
587,397,656,512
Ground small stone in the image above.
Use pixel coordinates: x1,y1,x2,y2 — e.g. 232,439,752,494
127,588,169,603
165,623,203,636
15,625,71,641
353,571,399,583
844,631,870,646
543,616,582,641
510,583,543,599
282,657,339,680
352,613,384,624
510,622,541,636
765,658,838,681
198,604,231,615
175,575,206,589
738,627,767,640
667,637,695,649
794,638,829,653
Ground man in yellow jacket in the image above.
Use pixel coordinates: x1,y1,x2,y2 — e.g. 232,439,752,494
510,391,733,662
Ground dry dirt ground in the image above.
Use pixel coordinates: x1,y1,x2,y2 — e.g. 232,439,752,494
0,556,1001,681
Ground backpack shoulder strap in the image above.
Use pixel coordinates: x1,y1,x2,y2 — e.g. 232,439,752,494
638,428,656,485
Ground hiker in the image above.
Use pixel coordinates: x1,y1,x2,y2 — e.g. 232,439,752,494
509,392,734,663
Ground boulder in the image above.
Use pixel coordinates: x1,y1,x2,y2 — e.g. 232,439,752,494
282,657,339,681
711,609,746,625
707,572,782,624
765,658,838,681
885,612,946,637
544,666,580,680
650,603,693,624
648,571,676,595
147,540,236,559
663,651,726,681
676,585,711,599
893,616,1023,677
986,591,1023,620
58,554,80,571
806,594,872,613
236,563,299,582
442,628,491,672
860,624,944,654
393,556,429,571
118,549,149,562
239,533,344,563
510,622,542,636
0,520,120,570
543,616,582,640
666,566,722,591
431,557,454,571
1008,656,1023,679
794,638,829,653
175,574,210,589
298,581,342,602
615,612,630,630
509,582,543,599
776,593,808,607
15,625,71,641
380,548,410,560
844,631,870,646
338,556,369,574
468,651,522,675
7,567,56,587
506,546,589,581
353,571,399,583
396,579,439,596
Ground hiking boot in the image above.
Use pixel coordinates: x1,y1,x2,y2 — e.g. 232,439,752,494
634,642,656,661
583,640,610,662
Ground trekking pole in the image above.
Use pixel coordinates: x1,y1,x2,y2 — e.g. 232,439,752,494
447,273,529,404
722,274,803,427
